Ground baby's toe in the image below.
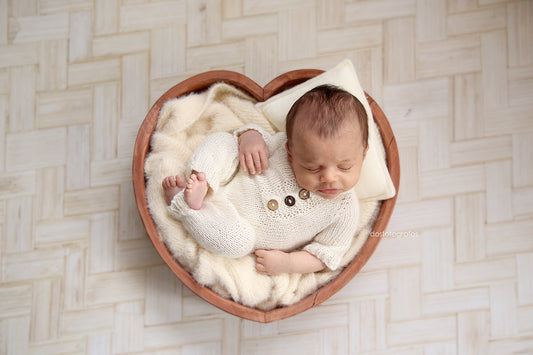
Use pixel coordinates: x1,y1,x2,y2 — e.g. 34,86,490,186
176,175,186,188
197,172,206,181
162,176,171,188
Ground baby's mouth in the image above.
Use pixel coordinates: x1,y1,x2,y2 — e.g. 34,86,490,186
318,188,341,195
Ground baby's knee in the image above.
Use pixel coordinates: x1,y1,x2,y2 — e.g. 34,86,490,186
225,237,255,258
201,230,255,258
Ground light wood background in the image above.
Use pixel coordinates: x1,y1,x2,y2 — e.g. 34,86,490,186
1,0,532,354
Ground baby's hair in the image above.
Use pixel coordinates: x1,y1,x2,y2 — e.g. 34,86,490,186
286,84,369,149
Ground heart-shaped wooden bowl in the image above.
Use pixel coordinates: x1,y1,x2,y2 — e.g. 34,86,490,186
133,69,400,323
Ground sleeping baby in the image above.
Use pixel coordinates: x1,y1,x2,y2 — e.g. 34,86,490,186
162,84,368,275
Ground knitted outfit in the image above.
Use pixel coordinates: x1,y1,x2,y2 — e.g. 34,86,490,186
168,125,360,271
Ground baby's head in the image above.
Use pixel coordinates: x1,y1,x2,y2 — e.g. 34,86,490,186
285,84,369,199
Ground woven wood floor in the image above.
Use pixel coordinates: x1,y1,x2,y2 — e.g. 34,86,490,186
1,0,532,354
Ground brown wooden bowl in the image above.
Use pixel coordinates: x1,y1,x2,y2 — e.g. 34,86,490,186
133,69,400,323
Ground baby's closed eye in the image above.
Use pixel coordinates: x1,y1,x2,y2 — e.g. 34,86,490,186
338,165,353,171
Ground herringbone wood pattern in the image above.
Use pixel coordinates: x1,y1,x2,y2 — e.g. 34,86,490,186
1,0,532,354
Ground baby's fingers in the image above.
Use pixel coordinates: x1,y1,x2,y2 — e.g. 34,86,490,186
255,249,267,258
255,263,266,274
255,258,268,274
240,151,266,175
259,149,269,171
240,152,255,173
252,151,265,174
245,153,257,174
239,153,248,173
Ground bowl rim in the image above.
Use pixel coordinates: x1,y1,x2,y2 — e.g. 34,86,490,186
132,69,400,323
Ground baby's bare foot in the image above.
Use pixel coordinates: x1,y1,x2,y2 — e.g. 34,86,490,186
162,175,186,205
184,172,208,210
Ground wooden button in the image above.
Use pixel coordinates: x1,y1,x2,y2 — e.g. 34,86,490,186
267,199,278,211
299,189,310,200
284,195,295,206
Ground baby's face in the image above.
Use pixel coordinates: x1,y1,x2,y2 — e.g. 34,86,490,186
287,119,367,200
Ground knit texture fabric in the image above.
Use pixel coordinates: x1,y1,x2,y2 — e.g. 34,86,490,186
168,127,359,270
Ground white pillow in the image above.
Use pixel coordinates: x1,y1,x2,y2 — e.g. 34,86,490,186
256,59,396,201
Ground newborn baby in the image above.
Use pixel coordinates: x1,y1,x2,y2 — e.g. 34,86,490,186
162,84,368,275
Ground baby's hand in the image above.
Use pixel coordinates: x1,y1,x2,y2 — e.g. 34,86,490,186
255,249,290,275
238,130,269,174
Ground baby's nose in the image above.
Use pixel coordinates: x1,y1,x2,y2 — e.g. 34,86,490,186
319,167,337,183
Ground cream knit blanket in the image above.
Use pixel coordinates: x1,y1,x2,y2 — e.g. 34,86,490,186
144,83,380,310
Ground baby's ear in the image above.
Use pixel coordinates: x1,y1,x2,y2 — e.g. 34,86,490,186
363,144,369,159
285,142,293,162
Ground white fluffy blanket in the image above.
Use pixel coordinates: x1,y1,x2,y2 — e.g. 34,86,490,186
144,83,380,310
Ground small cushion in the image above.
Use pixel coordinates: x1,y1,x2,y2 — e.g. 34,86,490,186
256,59,396,201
